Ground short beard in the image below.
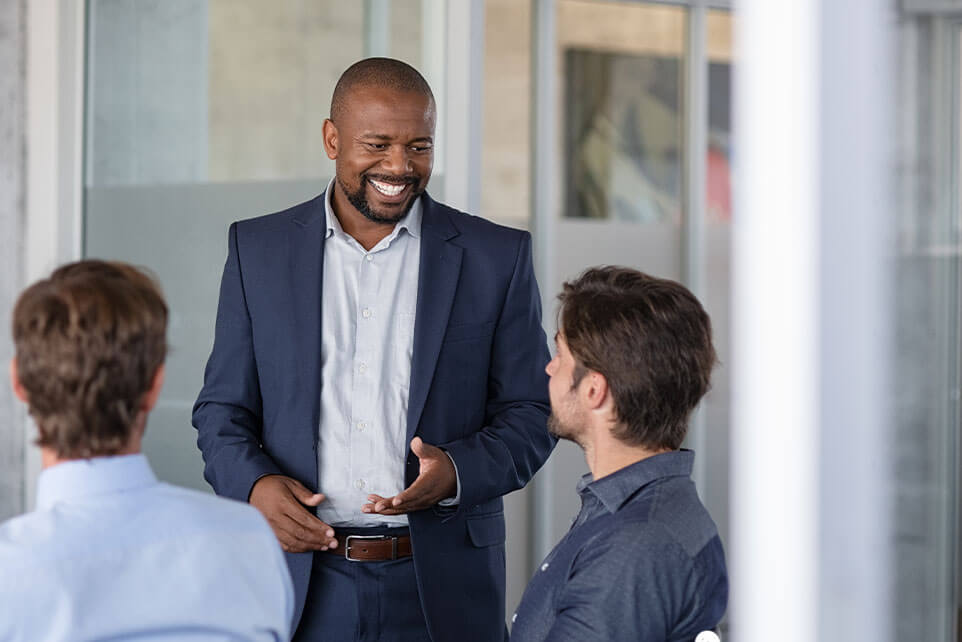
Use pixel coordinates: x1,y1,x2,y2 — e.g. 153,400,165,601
548,412,583,447
339,175,423,225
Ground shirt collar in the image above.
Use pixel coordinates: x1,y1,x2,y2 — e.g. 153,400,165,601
577,449,695,514
323,178,423,243
36,453,158,511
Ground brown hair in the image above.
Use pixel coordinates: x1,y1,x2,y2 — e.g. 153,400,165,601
558,266,716,450
12,260,168,458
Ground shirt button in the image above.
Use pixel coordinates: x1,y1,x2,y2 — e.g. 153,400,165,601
365,255,373,262
541,562,549,572
358,363,367,374
356,421,367,431
355,479,366,490
362,308,372,318
695,633,721,642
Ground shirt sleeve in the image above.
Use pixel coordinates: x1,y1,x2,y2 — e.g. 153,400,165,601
542,526,691,641
437,450,461,506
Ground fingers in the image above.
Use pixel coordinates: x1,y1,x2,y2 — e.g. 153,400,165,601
361,494,390,515
274,519,335,553
410,436,440,460
391,479,432,508
283,504,337,548
249,475,337,552
362,479,433,515
284,478,325,507
410,436,425,457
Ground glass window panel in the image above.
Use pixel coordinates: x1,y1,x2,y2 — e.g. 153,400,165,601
83,0,429,491
559,1,685,222
482,0,532,229
892,13,960,640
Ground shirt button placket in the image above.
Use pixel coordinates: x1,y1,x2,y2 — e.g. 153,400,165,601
354,250,379,511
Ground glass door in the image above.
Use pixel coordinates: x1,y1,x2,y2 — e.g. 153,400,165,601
893,9,962,641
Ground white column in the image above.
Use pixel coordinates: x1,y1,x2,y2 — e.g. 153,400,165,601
731,1,819,640
733,0,892,640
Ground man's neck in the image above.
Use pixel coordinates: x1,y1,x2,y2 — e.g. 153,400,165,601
582,428,670,481
39,427,144,470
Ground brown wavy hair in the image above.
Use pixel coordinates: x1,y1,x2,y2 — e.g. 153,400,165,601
558,266,716,450
12,260,168,458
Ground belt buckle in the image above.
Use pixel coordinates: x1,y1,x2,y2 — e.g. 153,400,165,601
344,534,397,562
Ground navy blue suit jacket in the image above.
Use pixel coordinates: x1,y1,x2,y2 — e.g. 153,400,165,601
193,192,554,641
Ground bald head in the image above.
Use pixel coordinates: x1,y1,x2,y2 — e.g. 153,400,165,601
330,57,435,123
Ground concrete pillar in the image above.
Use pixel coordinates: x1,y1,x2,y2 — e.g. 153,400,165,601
0,0,26,521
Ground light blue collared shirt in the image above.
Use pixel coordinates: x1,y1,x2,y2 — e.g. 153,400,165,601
317,182,459,527
0,454,294,641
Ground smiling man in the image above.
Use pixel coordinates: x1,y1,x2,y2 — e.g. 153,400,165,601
193,58,555,641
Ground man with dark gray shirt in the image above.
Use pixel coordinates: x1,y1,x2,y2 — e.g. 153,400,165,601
511,267,728,642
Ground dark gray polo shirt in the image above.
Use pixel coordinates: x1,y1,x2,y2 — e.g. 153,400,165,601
510,450,728,642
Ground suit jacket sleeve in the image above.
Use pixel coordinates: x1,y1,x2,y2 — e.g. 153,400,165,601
439,231,555,510
193,222,283,501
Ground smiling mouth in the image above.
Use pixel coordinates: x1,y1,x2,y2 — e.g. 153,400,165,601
369,179,412,198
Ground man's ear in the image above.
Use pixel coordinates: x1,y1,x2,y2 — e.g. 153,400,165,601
9,358,28,403
582,371,610,411
141,364,165,413
322,118,339,160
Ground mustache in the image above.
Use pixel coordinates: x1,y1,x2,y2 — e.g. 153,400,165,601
363,173,419,185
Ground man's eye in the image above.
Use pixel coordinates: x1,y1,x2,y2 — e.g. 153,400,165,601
410,145,432,153
365,143,388,150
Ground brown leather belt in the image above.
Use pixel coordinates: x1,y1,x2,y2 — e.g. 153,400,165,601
324,533,413,562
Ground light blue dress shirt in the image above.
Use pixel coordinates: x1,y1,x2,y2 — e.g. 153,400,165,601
0,454,294,641
317,182,459,527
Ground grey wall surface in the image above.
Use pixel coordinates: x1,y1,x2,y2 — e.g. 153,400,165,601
0,0,25,521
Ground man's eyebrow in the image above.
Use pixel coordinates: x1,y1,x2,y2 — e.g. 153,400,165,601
356,134,434,144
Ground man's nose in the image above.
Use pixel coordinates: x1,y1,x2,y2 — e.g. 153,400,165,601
383,145,412,173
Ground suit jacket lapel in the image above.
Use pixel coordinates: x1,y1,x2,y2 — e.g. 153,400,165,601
289,193,326,432
407,196,462,441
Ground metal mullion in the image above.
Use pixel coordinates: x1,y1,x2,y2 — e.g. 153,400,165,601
364,0,391,58
684,4,709,490
530,0,559,568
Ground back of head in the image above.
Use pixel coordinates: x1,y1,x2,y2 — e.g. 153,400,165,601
330,57,435,122
12,260,168,459
558,266,716,450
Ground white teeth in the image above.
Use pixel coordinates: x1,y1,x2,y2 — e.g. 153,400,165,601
370,180,406,197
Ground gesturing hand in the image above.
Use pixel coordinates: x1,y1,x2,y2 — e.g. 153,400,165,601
362,437,457,515
249,475,338,553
